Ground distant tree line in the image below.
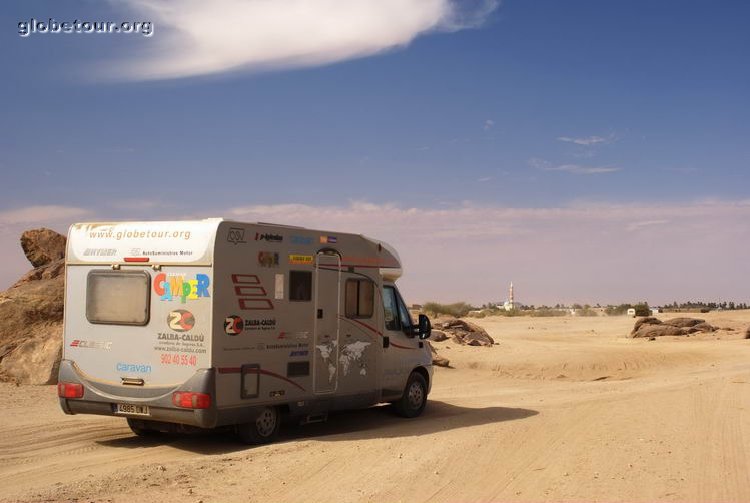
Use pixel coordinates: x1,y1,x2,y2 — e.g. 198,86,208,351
418,299,748,319
662,300,748,311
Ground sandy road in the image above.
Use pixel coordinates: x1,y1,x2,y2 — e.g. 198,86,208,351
1,312,749,503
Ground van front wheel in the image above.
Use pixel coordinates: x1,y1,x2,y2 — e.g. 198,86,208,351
394,372,427,418
238,406,280,444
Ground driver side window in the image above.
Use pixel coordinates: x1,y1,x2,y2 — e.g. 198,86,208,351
396,293,413,332
382,286,400,331
383,285,413,334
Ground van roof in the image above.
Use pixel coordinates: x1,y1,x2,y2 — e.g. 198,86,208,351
66,219,402,278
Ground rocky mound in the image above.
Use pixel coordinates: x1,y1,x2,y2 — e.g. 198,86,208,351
630,317,719,339
0,229,66,384
435,318,494,347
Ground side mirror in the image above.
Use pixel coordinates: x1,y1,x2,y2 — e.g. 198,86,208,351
417,314,431,340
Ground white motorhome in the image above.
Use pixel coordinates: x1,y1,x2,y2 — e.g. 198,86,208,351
58,219,433,443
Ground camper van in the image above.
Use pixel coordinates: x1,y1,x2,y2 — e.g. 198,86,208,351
58,219,433,444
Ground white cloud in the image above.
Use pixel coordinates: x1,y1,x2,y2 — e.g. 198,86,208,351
0,205,90,225
529,158,620,175
626,219,669,232
109,0,499,80
545,164,620,175
557,135,613,146
477,176,493,182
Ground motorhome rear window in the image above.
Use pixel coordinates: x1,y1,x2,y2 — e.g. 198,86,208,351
289,271,312,301
86,270,150,326
345,279,374,318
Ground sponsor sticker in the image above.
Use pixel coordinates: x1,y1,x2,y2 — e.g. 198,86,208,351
258,251,279,268
227,227,246,245
291,235,313,245
70,339,112,350
288,254,313,265
255,232,283,243
167,309,195,332
153,273,210,303
245,318,277,331
319,235,338,244
225,315,244,335
274,273,284,300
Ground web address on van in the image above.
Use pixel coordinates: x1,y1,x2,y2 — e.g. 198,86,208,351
88,229,192,240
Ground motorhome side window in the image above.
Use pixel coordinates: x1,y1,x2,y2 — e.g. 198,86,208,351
86,270,150,326
289,270,312,301
345,279,374,318
382,286,400,331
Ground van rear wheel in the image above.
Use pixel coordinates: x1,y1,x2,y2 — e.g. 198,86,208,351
393,372,427,418
238,406,280,445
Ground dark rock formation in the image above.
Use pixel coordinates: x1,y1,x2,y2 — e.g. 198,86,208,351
436,319,494,347
20,228,66,268
0,229,66,384
430,329,449,342
630,317,720,339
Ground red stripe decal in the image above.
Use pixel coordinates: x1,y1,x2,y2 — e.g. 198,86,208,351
216,367,306,391
338,316,417,350
340,316,383,337
390,342,417,350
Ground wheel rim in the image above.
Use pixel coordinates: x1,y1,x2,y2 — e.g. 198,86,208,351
256,408,277,437
407,381,424,410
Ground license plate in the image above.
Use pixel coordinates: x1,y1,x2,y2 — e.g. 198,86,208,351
116,403,150,416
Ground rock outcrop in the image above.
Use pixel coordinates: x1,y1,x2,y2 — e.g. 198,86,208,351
436,319,494,347
430,329,449,342
630,317,720,339
20,228,66,268
0,229,66,384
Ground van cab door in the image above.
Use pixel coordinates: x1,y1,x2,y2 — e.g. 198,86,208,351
380,284,420,398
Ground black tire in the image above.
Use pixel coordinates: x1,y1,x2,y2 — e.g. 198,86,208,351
393,372,428,418
238,406,281,445
127,418,158,437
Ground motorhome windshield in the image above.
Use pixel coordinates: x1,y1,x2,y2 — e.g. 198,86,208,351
86,270,151,326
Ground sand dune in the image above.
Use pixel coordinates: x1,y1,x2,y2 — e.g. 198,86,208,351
1,311,749,502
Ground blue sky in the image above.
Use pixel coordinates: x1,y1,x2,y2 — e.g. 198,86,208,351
1,0,748,305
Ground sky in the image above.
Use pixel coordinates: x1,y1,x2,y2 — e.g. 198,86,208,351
1,0,748,306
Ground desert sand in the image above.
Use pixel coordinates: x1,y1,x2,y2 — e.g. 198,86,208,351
1,311,749,503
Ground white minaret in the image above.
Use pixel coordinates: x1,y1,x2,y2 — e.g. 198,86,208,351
504,281,515,311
